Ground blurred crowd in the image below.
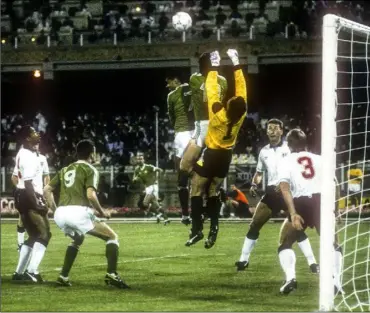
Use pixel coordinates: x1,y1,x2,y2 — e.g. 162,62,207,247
2,0,370,47
1,108,322,170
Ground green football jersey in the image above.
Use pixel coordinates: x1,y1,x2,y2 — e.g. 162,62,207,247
50,160,99,207
167,83,194,133
189,72,228,121
133,164,158,187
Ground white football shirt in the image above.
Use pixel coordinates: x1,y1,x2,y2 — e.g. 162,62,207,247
13,148,48,194
277,151,322,198
256,141,291,186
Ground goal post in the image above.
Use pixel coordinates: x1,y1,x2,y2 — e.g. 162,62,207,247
321,14,370,312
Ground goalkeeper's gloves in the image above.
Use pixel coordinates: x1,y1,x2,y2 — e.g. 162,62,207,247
227,48,240,66
210,50,221,67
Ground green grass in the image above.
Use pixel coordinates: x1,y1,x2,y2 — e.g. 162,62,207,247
1,221,369,312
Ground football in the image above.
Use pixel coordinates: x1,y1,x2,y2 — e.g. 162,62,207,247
172,12,192,32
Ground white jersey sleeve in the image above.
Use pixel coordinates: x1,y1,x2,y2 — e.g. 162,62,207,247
256,149,265,172
40,154,49,175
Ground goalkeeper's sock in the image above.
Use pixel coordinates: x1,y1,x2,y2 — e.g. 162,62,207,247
15,244,33,274
297,238,317,266
61,244,79,277
333,247,343,290
17,225,25,247
106,240,119,274
278,248,296,281
27,241,47,274
239,236,257,262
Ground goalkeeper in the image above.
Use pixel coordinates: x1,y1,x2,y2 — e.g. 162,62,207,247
186,49,247,249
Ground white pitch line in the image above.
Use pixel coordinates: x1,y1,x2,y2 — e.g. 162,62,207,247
51,253,226,272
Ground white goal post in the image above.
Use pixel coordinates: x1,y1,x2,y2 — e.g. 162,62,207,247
321,14,370,312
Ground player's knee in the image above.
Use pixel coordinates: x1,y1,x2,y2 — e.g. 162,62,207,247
178,170,189,188
73,234,85,247
296,230,308,243
180,158,192,174
246,226,260,240
17,225,25,233
107,230,118,242
278,243,293,253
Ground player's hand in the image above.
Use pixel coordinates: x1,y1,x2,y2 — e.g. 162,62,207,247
227,48,239,66
210,50,221,67
250,184,258,197
100,210,111,219
291,213,304,230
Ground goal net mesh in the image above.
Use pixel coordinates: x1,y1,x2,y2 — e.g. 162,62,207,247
334,18,370,312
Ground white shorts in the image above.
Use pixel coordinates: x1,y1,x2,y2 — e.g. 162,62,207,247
192,120,209,148
145,184,159,198
348,183,361,193
54,205,99,237
174,131,192,158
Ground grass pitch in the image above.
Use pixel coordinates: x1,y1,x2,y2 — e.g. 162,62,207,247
1,220,368,312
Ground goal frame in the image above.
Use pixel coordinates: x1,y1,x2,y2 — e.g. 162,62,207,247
320,14,370,311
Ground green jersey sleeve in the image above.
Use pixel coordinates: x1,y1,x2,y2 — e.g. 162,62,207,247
85,165,99,190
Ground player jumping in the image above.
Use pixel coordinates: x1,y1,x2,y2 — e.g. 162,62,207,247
12,126,51,283
132,152,168,224
186,49,247,249
180,52,228,174
43,139,130,289
277,129,343,294
235,119,318,273
166,75,194,225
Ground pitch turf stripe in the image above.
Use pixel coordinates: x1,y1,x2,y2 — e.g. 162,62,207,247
51,253,226,272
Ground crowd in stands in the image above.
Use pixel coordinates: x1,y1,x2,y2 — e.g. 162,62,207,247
1,107,322,171
2,0,370,47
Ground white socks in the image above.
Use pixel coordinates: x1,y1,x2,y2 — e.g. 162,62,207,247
298,238,317,266
15,245,33,274
279,249,296,281
27,242,47,274
239,237,257,262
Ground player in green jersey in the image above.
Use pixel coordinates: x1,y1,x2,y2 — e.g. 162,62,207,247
180,52,228,174
132,152,168,224
166,75,194,225
43,139,129,289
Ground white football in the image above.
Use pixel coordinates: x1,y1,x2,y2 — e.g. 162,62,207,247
172,12,192,32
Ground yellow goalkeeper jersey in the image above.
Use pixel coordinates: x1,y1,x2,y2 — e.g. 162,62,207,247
204,68,247,150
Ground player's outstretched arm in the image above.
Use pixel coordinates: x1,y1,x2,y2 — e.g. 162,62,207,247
280,182,304,230
227,49,247,101
44,184,57,212
87,187,110,219
167,92,175,129
11,174,19,187
205,51,221,117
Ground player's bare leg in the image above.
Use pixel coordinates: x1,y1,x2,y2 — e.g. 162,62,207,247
236,202,272,271
278,219,300,294
87,222,130,289
180,140,202,174
17,215,25,252
186,173,208,246
204,177,223,249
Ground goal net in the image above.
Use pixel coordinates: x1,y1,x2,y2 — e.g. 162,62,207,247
321,14,370,312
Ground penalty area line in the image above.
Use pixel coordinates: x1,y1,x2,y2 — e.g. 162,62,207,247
52,253,226,272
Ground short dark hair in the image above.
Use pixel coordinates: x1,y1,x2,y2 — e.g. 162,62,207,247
18,125,40,145
286,128,307,152
76,139,95,160
198,52,211,76
166,75,181,82
267,118,283,129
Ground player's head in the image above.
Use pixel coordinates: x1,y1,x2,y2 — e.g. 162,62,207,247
198,52,211,76
18,125,40,151
226,96,247,123
286,128,307,152
166,76,181,91
76,139,96,163
230,184,237,190
267,118,283,144
136,152,145,166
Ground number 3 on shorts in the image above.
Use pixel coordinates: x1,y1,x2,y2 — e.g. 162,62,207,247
64,169,76,187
